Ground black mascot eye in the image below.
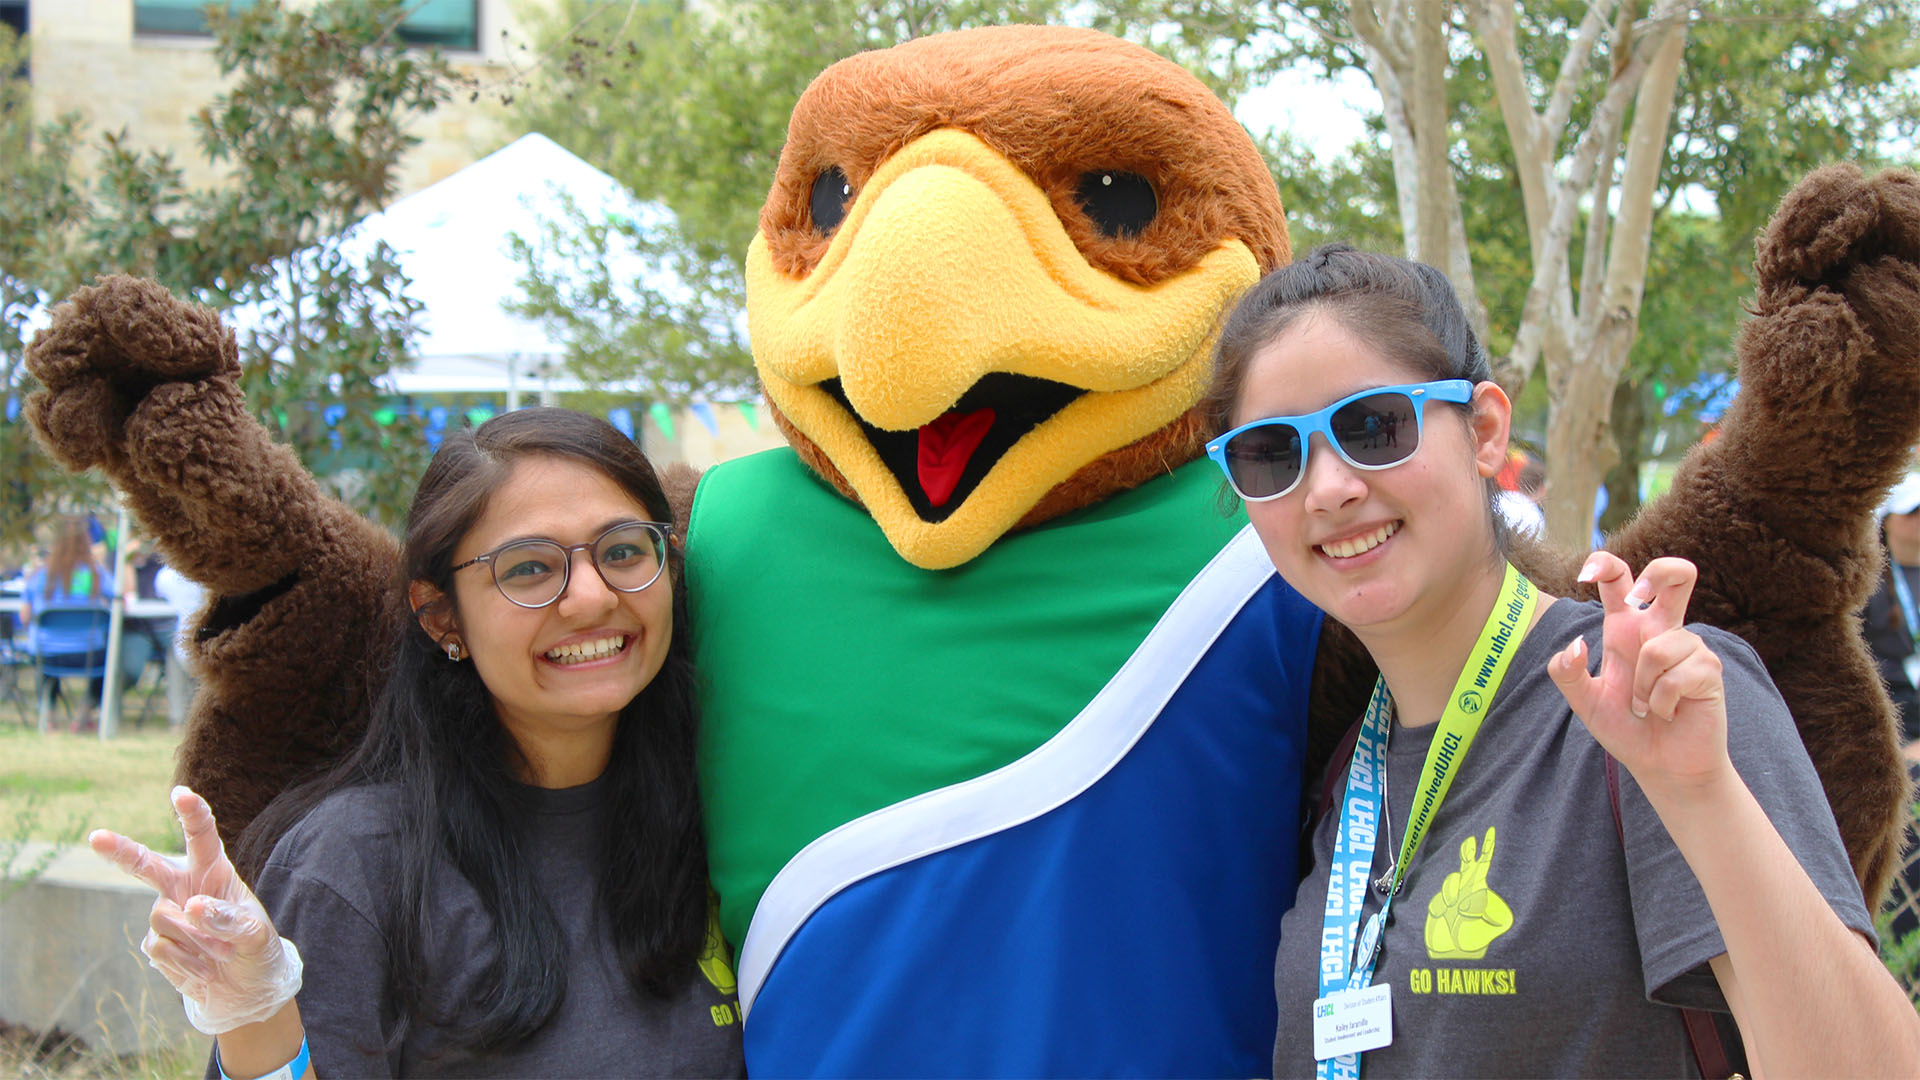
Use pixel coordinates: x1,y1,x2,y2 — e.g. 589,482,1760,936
1075,171,1157,238
810,166,854,236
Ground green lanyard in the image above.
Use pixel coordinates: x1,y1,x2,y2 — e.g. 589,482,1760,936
1314,563,1540,1079
1383,561,1538,895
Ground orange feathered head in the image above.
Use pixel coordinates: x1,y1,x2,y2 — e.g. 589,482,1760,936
745,25,1289,568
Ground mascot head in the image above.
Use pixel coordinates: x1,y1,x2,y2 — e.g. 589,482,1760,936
746,25,1287,569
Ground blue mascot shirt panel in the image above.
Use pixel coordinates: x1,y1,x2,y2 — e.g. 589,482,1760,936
742,575,1320,1075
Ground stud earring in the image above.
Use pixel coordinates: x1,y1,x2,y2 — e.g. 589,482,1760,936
445,641,463,661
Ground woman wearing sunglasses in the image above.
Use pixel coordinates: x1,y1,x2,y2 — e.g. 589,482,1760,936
88,408,744,1078
1205,245,1919,1077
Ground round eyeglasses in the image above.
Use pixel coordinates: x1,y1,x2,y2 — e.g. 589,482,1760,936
450,521,672,609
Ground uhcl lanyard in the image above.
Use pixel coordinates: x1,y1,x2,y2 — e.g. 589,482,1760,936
1314,563,1538,1079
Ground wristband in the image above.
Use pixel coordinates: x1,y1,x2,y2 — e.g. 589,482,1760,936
215,1036,309,1080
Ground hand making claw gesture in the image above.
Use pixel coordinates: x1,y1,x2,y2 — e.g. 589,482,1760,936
89,787,303,1035
1546,553,1733,798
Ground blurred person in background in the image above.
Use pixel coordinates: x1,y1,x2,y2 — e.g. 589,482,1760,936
152,561,206,728
1861,474,1920,762
1860,473,1920,1003
22,513,116,730
1495,452,1547,539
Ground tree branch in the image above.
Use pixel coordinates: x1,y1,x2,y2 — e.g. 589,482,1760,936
1577,103,1626,339
1411,0,1452,266
1505,39,1658,386
1508,0,1695,398
1543,2,1615,145
1347,2,1407,70
1350,22,1423,249
1467,0,1549,251
1599,20,1688,332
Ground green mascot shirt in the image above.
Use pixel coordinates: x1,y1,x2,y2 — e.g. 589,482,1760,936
688,447,1250,949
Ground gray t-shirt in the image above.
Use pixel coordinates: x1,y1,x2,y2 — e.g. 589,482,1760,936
1273,599,1872,1078
244,779,745,1078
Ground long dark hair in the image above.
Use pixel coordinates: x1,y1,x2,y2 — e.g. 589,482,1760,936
1202,242,1512,555
239,407,708,1050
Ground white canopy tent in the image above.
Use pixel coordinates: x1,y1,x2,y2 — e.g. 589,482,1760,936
231,132,662,405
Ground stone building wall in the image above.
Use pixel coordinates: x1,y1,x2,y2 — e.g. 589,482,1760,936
24,0,540,197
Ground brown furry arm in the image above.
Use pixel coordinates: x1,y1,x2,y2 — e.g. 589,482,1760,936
660,461,703,538
27,278,386,593
172,510,401,861
27,276,402,849
1599,166,1920,902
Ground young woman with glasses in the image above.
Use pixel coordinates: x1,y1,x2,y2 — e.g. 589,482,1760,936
1204,245,1920,1077
89,408,743,1078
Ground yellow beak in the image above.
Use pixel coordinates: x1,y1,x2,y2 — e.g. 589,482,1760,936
746,128,1259,569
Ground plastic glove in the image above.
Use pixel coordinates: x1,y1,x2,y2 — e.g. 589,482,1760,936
90,786,303,1035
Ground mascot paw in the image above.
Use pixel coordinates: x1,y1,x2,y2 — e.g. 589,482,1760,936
1755,165,1920,293
1734,167,1920,486
26,276,241,474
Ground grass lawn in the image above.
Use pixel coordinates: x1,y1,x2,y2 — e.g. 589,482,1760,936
0,701,184,855
0,693,199,1078
0,1021,206,1080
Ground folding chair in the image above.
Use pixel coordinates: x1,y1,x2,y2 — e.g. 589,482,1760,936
0,610,31,721
30,604,112,734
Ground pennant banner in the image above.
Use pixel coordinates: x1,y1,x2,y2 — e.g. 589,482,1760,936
649,401,676,441
690,401,720,438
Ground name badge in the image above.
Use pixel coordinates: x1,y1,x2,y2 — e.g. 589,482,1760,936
1312,983,1393,1061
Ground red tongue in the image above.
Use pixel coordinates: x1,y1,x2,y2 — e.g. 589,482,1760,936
916,408,996,507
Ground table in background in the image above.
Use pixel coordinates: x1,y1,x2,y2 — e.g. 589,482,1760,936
0,596,188,728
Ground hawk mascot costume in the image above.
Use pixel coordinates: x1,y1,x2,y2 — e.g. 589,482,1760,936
27,25,1920,1076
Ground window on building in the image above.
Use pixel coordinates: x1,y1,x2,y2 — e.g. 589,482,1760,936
396,0,478,51
1,0,25,82
134,0,255,36
134,1,478,51
1,0,28,40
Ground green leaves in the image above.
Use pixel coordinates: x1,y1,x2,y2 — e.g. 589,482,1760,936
233,237,430,526
506,200,760,406
508,0,1226,401
1,1,453,542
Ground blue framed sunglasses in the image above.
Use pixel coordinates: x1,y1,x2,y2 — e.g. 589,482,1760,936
1206,379,1474,502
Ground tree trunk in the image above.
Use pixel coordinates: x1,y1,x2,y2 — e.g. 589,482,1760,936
1410,0,1451,267
1361,39,1423,253
1444,185,1491,347
1544,321,1630,550
1544,21,1687,551
1600,378,1646,534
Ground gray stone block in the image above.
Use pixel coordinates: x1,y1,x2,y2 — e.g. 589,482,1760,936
0,843,205,1059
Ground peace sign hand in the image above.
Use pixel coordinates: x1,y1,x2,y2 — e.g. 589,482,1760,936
1546,553,1735,800
89,787,303,1035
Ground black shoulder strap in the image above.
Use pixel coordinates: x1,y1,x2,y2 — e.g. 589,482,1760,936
1605,754,1737,1080
1317,717,1367,823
